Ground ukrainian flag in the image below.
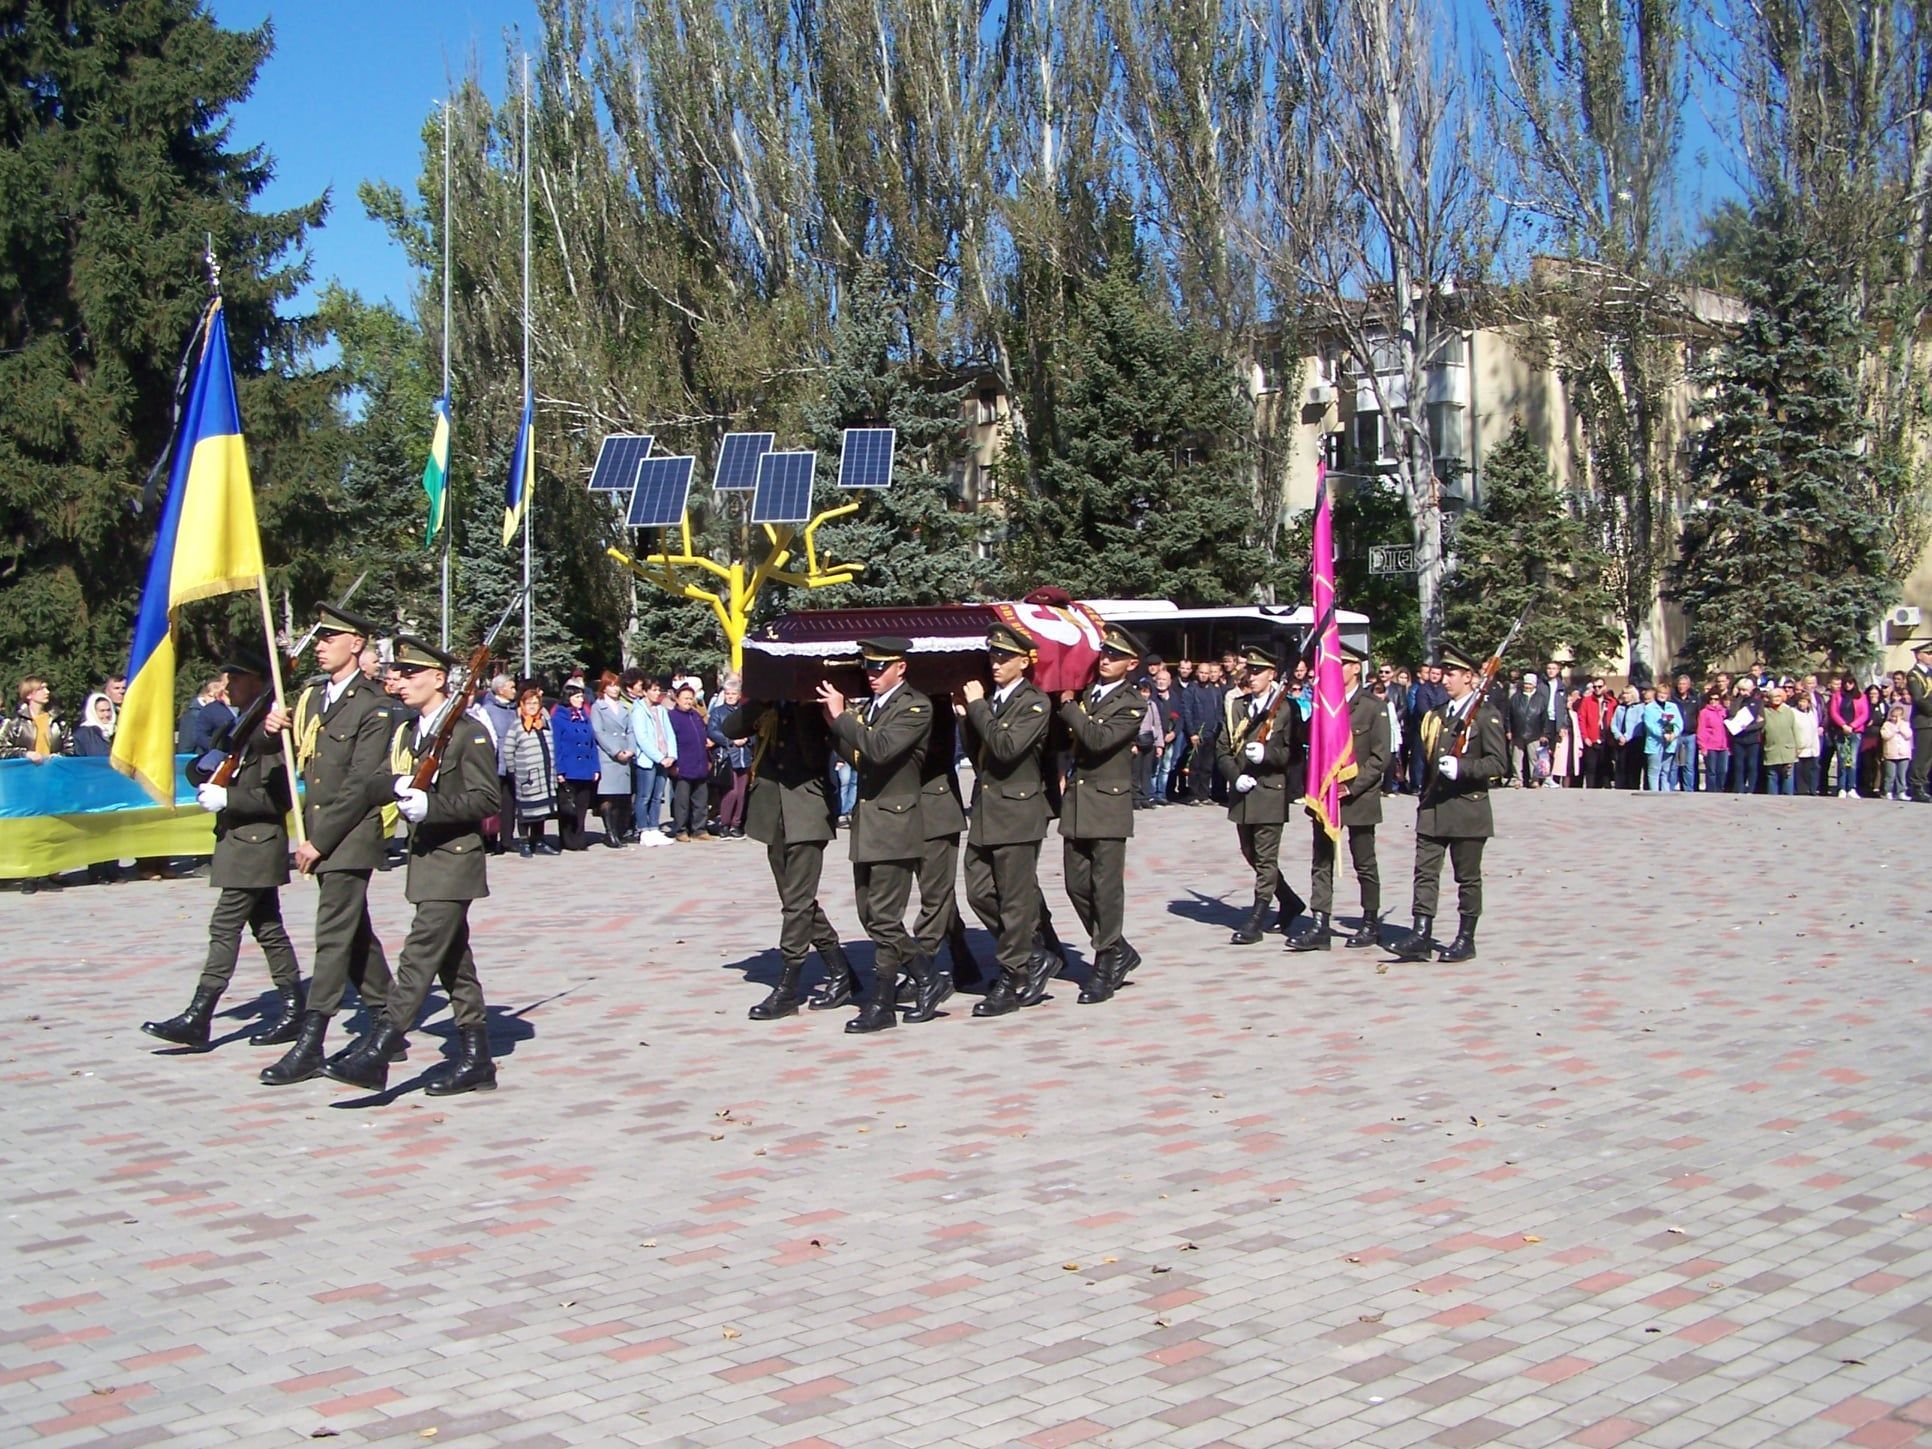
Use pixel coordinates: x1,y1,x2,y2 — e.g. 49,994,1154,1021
423,395,451,548
502,392,533,546
111,299,264,805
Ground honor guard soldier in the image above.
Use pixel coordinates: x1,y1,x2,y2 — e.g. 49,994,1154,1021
259,604,395,1086
1390,644,1510,963
141,650,304,1050
819,637,947,1033
1215,645,1308,945
713,696,856,1019
909,692,974,997
1907,640,1932,801
1288,640,1390,952
325,637,500,1095
957,621,1055,1017
1056,623,1149,1003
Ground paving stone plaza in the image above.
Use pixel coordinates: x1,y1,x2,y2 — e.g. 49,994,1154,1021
3,789,1930,1448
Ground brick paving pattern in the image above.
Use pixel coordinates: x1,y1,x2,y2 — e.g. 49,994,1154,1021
2,789,1930,1447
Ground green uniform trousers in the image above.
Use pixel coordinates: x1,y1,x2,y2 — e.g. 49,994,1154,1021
766,838,840,965
1237,821,1284,906
1310,824,1379,916
385,899,488,1033
1912,726,1932,798
964,841,1043,976
854,858,918,973
1411,834,1485,920
1062,836,1126,954
911,834,961,961
198,887,301,996
307,869,392,1018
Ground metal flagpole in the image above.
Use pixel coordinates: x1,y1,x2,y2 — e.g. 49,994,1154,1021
520,53,533,678
436,93,450,649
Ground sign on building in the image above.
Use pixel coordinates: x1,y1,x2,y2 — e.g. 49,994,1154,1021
1368,544,1416,575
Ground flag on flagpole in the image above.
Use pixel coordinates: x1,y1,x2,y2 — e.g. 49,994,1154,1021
1302,461,1357,841
502,392,533,546
422,395,451,548
112,299,265,805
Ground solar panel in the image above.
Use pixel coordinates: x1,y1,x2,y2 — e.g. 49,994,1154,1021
625,455,697,528
713,432,775,492
838,427,896,489
750,450,818,525
588,434,655,491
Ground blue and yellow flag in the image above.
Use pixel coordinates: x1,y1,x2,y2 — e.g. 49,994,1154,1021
422,396,451,548
111,300,264,805
502,392,533,546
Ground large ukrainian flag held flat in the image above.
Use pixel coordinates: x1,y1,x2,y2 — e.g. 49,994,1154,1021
111,300,264,805
502,392,533,546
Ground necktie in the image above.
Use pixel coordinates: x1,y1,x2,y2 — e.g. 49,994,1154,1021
1087,687,1101,710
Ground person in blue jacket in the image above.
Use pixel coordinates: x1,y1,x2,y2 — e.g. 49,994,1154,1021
550,681,601,850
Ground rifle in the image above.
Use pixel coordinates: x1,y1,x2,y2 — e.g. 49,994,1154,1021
408,589,527,791
1445,604,1531,760
209,571,368,787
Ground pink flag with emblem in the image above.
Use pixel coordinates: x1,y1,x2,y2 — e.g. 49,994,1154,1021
1303,462,1357,841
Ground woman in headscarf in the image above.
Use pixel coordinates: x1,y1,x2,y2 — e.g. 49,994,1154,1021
497,681,559,857
72,692,117,757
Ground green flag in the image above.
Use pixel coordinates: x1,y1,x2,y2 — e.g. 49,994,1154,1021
422,396,451,547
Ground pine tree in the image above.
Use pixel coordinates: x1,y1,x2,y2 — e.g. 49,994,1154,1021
1671,198,1896,671
1444,423,1620,669
0,2,331,706
1000,264,1265,603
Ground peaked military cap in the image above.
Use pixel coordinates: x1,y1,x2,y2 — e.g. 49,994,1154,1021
218,647,272,678
391,635,457,673
986,620,1034,658
1913,639,1932,654
1337,639,1369,665
313,602,379,639
858,635,913,663
1099,623,1148,659
1438,642,1480,672
1240,643,1280,672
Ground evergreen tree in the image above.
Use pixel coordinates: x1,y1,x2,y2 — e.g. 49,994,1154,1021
1671,198,1896,671
0,2,332,705
1444,423,1619,669
1000,264,1265,603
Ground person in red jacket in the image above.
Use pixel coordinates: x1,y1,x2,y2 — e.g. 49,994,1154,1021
1826,674,1870,797
1572,681,1605,788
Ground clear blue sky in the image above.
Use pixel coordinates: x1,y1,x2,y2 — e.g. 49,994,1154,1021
210,1,537,311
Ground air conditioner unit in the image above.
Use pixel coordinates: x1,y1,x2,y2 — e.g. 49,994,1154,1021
1889,604,1922,633
1305,382,1335,407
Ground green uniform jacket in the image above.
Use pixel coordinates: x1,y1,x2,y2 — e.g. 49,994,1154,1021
828,684,931,863
1415,698,1509,838
294,677,393,873
1909,667,1932,726
1339,687,1391,830
203,743,293,890
391,710,499,904
718,702,836,847
964,681,1053,847
919,702,968,840
1057,682,1143,841
1216,687,1297,826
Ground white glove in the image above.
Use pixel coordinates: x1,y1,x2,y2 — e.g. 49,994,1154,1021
395,786,429,823
394,774,415,796
1243,741,1265,764
195,783,227,813
1235,773,1257,794
1437,755,1460,781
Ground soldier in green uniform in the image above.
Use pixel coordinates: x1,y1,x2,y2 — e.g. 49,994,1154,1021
1288,640,1390,952
1056,623,1149,1004
324,637,501,1096
258,604,395,1085
1906,640,1932,802
957,621,1055,1017
712,696,855,1019
820,637,945,1033
1214,645,1307,945
1390,644,1510,963
909,696,970,998
141,650,304,1050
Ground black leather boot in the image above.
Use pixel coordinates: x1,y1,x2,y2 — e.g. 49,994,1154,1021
1230,898,1269,945
326,1020,407,1074
249,983,304,1045
324,1021,403,1092
845,972,899,1033
901,955,951,1023
750,961,804,1020
1437,918,1478,963
807,939,859,1010
1015,945,1058,1007
973,970,1022,1017
1037,913,1072,978
142,986,223,1049
1114,940,1142,979
1344,913,1382,949
1275,886,1307,933
425,1026,496,1096
1388,915,1436,963
259,1011,329,1085
946,915,987,991
1285,912,1332,952
1078,950,1118,1004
